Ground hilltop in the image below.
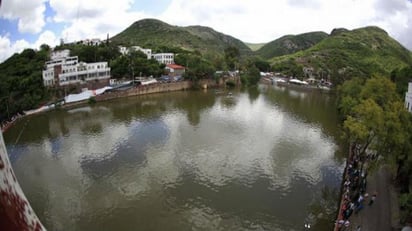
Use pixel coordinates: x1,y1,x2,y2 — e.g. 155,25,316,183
269,26,412,82
111,19,412,82
111,18,252,56
255,31,328,59
2,21,412,123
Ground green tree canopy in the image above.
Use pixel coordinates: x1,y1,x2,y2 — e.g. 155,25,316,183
175,52,215,80
224,46,240,71
338,74,412,220
390,66,412,97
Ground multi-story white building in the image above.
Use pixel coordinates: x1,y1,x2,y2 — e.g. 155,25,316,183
118,46,152,59
50,49,70,60
152,53,174,65
81,38,102,46
42,49,110,87
405,82,412,113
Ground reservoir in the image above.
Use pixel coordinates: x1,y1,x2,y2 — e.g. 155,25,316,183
4,85,344,230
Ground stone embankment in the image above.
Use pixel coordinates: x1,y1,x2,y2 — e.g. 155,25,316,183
2,79,224,132
96,81,192,102
63,79,218,109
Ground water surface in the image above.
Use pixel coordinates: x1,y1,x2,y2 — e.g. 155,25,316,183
5,85,344,231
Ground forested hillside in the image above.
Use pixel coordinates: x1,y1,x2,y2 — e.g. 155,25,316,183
111,18,252,57
255,31,328,59
269,26,412,84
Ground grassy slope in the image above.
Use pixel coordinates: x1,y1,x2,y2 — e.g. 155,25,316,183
111,18,251,56
255,31,328,59
270,26,412,77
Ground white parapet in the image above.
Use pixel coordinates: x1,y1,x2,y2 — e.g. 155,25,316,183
405,82,412,113
0,132,46,230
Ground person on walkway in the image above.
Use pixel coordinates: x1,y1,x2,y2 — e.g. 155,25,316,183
343,220,350,230
369,193,377,206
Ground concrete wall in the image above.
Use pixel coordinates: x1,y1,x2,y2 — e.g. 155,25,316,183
95,81,192,102
63,79,230,108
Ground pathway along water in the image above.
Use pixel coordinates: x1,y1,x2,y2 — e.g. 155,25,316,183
4,85,345,230
335,143,399,231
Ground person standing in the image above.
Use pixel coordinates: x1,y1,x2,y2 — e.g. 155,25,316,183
369,193,377,206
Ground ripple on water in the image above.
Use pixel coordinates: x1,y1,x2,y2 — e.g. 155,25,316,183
5,89,343,231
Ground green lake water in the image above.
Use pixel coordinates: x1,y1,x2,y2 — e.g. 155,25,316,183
4,85,344,231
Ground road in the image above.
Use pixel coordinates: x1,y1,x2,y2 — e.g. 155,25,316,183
350,165,399,231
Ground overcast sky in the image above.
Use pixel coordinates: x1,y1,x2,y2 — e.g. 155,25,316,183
0,0,411,62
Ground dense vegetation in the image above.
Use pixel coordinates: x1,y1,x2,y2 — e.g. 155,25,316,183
255,31,328,59
269,27,412,85
0,41,260,122
1,17,412,226
0,45,50,121
337,67,412,223
111,18,252,57
1,20,411,126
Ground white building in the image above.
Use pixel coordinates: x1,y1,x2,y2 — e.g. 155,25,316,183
118,46,128,55
405,82,412,113
81,38,102,46
131,46,152,59
152,53,174,65
50,49,70,60
42,50,110,87
118,46,152,59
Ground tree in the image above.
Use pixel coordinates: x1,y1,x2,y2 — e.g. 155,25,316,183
224,46,240,70
271,58,304,77
254,59,271,72
360,75,399,109
40,44,51,52
338,74,412,221
337,78,364,118
0,48,49,121
110,50,163,79
110,56,129,78
175,52,215,80
240,61,261,86
343,98,384,155
390,66,412,97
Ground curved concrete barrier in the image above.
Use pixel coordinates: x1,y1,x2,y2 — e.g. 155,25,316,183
0,132,46,231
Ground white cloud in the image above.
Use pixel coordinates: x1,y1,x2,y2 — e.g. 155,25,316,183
371,0,412,50
0,0,46,34
49,0,148,43
34,30,60,48
0,35,30,61
0,31,59,62
158,0,412,50
159,0,376,43
47,0,412,50
1,0,411,64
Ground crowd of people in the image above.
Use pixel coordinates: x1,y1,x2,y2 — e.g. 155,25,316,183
335,144,378,231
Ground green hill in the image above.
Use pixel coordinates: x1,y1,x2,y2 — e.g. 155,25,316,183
270,26,412,82
111,18,252,56
255,31,328,59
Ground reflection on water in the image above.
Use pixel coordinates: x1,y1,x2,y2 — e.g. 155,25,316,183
4,87,344,231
